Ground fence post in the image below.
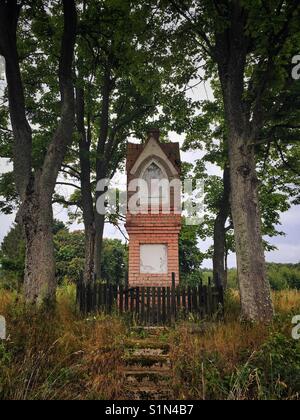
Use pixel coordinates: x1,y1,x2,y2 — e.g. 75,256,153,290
141,287,145,325
136,287,140,321
146,288,151,325
171,272,176,324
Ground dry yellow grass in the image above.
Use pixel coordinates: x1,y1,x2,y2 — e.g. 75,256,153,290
171,321,269,373
0,289,17,314
273,290,300,314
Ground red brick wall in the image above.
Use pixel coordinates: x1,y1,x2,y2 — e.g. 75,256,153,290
126,213,181,287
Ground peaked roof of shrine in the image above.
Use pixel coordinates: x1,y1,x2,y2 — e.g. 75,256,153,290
126,129,181,175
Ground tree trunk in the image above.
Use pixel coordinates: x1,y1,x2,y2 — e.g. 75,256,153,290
83,224,96,284
0,0,77,303
94,212,105,280
22,177,56,303
94,64,112,280
213,166,230,289
76,85,95,285
229,135,274,321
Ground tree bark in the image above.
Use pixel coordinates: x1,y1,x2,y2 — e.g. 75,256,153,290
94,212,105,279
213,166,230,289
94,64,113,279
76,85,95,285
22,174,56,303
228,135,273,321
0,0,31,201
0,0,77,303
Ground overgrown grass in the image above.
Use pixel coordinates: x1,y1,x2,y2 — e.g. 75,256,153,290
0,285,126,400
170,290,300,400
0,286,299,400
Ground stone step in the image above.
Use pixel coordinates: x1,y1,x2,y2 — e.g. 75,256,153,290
123,354,171,368
130,326,170,337
124,385,173,401
124,339,170,353
130,348,166,357
124,368,172,384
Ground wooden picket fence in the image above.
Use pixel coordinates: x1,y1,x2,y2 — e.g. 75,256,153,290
76,275,224,325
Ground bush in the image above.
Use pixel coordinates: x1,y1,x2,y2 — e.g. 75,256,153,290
250,333,300,399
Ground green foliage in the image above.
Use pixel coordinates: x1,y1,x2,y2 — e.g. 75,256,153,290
54,230,85,285
0,172,19,215
0,224,129,287
267,263,300,291
51,231,129,285
0,224,25,290
179,224,203,286
101,239,127,286
222,264,300,291
249,333,300,399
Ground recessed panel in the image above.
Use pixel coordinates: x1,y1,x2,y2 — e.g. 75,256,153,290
140,244,168,274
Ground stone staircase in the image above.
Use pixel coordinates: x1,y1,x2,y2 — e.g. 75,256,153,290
122,327,174,400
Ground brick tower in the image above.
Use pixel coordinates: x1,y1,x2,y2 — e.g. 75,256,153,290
125,129,181,288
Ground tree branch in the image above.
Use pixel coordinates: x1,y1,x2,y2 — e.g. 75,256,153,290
56,182,81,190
62,163,81,177
0,0,32,200
60,168,81,180
275,141,300,176
168,0,214,56
41,0,77,194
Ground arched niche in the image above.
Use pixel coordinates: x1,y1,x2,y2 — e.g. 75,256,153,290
139,158,170,206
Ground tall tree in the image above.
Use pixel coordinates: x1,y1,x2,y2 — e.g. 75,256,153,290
167,0,300,321
184,79,300,290
59,0,197,284
0,0,77,303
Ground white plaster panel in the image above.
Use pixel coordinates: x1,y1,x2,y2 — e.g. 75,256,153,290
140,244,168,274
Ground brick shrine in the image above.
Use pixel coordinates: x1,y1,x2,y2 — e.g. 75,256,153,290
125,129,182,287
